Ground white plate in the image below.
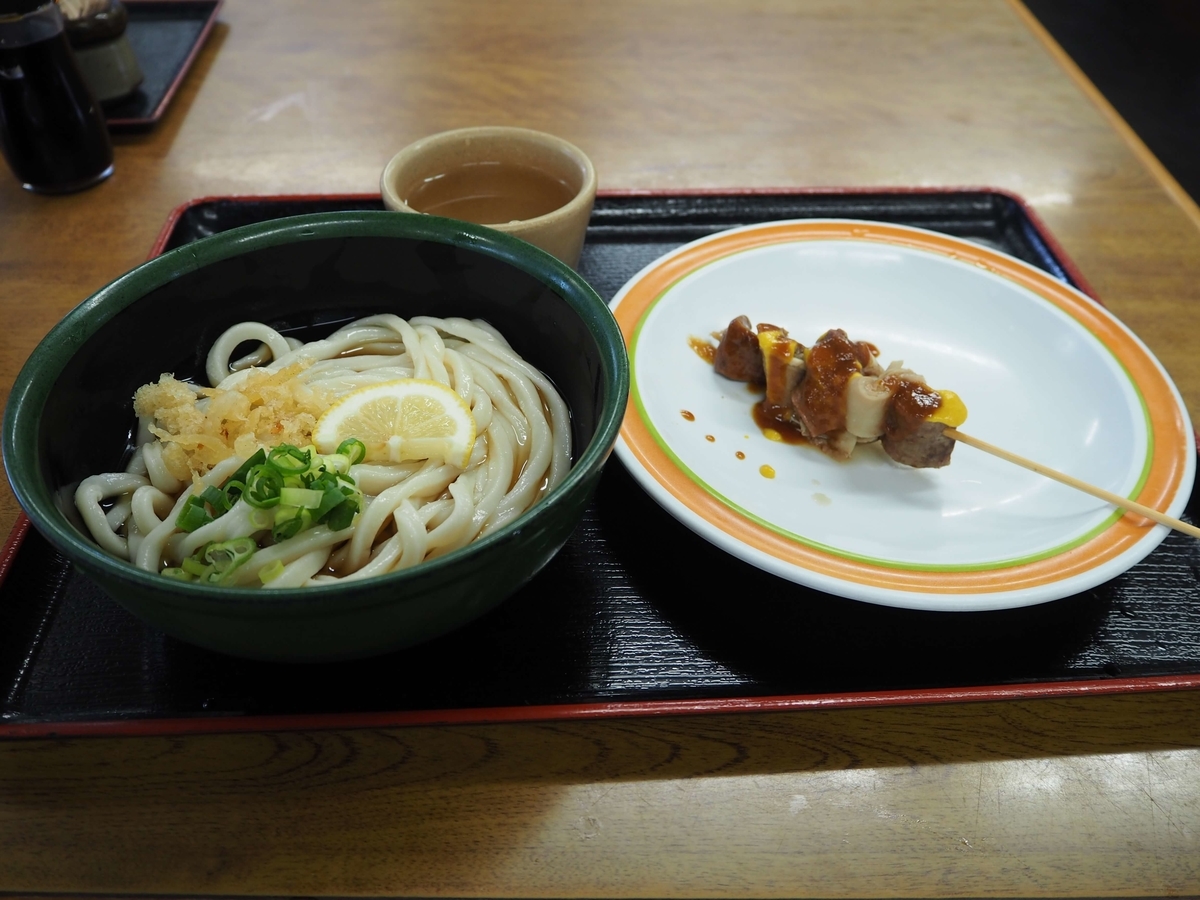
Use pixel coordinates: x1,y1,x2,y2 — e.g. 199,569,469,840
609,220,1194,611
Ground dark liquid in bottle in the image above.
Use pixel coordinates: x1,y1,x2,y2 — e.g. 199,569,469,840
0,24,113,192
404,161,577,225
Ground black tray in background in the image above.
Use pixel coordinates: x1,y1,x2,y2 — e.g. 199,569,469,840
4,189,1200,737
103,0,222,130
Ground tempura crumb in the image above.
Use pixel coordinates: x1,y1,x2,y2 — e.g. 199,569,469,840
133,362,334,478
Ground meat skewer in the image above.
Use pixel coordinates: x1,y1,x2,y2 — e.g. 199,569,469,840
710,315,1199,540
713,316,967,468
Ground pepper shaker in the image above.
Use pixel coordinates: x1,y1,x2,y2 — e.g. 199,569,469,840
61,0,142,103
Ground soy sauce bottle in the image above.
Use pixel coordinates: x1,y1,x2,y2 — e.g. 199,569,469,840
0,0,113,192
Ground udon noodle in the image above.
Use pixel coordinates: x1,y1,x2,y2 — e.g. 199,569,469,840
74,314,572,588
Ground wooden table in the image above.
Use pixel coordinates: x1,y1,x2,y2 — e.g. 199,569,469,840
3,1,1200,895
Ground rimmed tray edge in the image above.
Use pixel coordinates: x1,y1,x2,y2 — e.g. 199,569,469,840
7,185,1195,741
5,673,1200,740
146,186,1101,297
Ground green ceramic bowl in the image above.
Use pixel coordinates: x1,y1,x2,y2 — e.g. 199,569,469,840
3,211,628,662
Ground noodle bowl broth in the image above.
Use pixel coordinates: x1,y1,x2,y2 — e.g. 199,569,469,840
4,213,627,660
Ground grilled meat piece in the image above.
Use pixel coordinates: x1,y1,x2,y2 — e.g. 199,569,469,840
881,374,956,468
713,315,766,383
882,420,956,468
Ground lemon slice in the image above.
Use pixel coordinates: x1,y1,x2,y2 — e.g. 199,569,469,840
313,379,476,467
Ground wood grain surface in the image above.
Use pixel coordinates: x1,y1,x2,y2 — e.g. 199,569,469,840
3,695,1200,897
2,0,1200,895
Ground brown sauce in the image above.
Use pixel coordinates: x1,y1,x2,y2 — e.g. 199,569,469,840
751,400,809,445
735,451,746,460
705,434,715,442
688,336,717,364
680,409,695,422
885,379,942,440
404,161,576,225
793,329,863,436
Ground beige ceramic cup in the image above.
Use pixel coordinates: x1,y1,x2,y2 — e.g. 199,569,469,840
380,126,597,268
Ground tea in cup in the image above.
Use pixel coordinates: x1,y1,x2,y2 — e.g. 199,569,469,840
381,126,597,268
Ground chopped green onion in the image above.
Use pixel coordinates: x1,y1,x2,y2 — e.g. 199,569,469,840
181,555,210,577
243,465,284,508
203,537,256,581
175,495,214,533
221,480,247,508
164,445,365,581
248,507,274,530
306,469,334,488
198,484,229,513
258,559,285,584
173,540,254,584
336,438,367,466
280,487,324,509
315,483,348,519
272,505,313,542
324,497,358,531
268,444,311,474
221,449,266,498
323,454,351,474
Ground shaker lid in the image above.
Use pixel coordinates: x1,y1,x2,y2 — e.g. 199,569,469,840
61,0,127,47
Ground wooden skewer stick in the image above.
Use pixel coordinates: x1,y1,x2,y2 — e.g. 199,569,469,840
943,427,1200,541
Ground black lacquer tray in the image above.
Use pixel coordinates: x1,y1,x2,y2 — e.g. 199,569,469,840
104,0,222,130
4,188,1199,739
